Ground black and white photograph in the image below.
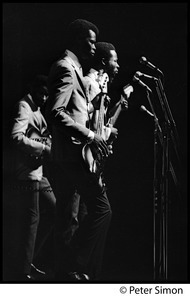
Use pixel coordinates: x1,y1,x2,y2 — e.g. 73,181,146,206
2,2,188,297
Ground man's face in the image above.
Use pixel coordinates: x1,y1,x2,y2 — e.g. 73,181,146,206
32,85,48,108
106,50,120,80
79,29,97,61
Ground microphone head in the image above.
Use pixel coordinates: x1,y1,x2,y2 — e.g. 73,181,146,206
135,71,142,78
139,56,147,64
140,105,154,117
140,105,146,112
132,75,138,82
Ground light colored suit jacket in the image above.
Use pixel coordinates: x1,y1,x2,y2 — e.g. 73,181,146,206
46,50,92,162
11,94,48,180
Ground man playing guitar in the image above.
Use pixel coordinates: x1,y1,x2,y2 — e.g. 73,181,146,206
6,75,56,281
83,42,133,178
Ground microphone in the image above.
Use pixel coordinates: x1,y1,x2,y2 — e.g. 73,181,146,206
139,56,163,75
140,105,154,117
135,71,158,80
133,75,152,93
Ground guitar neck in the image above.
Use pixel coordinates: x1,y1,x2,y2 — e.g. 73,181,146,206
97,94,106,135
108,83,133,126
108,98,123,127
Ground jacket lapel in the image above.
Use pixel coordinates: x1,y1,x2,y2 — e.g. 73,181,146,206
64,55,88,100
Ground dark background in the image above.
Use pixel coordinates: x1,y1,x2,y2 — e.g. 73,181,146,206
2,3,188,282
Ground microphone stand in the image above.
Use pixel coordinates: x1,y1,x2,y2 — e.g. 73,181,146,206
155,78,180,160
153,77,181,281
145,84,181,281
145,88,164,281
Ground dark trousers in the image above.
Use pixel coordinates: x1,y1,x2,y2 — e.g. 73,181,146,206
3,177,56,281
33,176,56,266
51,161,112,280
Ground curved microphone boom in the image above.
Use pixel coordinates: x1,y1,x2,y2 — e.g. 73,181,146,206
135,71,158,80
139,56,163,75
140,105,154,117
133,75,152,93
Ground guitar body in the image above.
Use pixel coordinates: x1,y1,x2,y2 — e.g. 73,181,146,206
29,130,52,148
82,143,106,178
24,128,52,169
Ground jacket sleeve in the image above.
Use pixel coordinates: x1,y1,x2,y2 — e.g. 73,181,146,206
11,101,44,156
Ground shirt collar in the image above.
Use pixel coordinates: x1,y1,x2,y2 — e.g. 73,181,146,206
27,93,40,110
87,68,99,81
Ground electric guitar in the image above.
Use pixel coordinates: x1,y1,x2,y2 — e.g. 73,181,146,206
82,81,133,178
23,128,52,169
82,72,108,177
